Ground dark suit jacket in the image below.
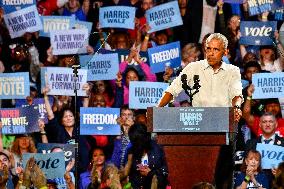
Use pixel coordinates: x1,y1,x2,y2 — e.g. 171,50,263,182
245,134,284,153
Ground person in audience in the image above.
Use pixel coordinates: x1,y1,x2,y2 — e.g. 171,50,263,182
10,134,37,173
234,150,269,189
111,106,134,169
115,46,156,105
243,85,284,136
62,0,87,20
127,124,168,189
192,182,215,189
272,161,284,189
79,147,106,189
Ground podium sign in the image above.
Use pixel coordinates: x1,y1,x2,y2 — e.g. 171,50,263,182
152,107,229,132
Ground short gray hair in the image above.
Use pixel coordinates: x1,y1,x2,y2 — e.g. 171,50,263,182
206,33,228,49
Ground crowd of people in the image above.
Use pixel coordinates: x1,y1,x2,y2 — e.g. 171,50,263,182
0,0,284,188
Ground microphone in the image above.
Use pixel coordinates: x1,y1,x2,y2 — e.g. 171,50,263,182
181,74,189,90
193,75,201,93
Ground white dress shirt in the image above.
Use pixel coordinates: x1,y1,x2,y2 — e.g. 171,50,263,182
165,59,243,107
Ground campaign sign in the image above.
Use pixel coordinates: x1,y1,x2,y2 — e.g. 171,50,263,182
22,152,65,179
99,6,136,29
146,1,183,33
50,28,89,55
239,21,277,46
0,72,29,99
80,53,119,81
15,97,54,123
80,107,120,135
0,106,40,134
3,5,42,39
247,0,283,16
114,49,149,66
73,20,93,35
223,0,244,3
129,81,168,109
252,72,284,99
148,41,181,73
41,67,87,96
275,9,284,20
40,16,75,37
1,0,35,14
256,143,284,169
37,143,76,164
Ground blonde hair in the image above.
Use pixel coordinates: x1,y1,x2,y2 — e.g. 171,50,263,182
11,136,37,156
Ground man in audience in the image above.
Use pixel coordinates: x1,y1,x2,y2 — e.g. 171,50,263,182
243,85,284,136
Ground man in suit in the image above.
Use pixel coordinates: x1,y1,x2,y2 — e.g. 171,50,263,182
245,112,284,152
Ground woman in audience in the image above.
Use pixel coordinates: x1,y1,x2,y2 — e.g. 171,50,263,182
127,123,168,189
79,147,106,189
11,134,37,173
234,150,269,189
44,86,76,144
116,46,156,106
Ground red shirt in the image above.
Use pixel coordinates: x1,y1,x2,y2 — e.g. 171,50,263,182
249,116,284,137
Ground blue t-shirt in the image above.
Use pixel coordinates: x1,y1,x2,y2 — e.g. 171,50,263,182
234,172,269,189
62,8,86,21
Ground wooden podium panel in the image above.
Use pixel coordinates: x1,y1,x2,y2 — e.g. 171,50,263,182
164,145,221,188
147,107,234,189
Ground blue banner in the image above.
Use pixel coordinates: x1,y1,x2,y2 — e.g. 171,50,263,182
80,53,119,81
22,152,65,179
1,0,35,14
3,5,42,39
73,20,93,35
40,16,75,37
256,143,284,169
0,106,40,134
240,21,277,46
252,72,284,99
148,41,181,73
80,107,120,135
146,1,183,33
0,72,30,99
223,0,244,3
41,67,88,96
50,28,89,55
99,6,136,29
247,0,283,16
129,81,168,109
15,97,54,123
37,143,76,165
275,9,284,20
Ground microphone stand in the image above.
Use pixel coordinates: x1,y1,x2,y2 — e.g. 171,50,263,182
72,64,80,189
182,76,201,105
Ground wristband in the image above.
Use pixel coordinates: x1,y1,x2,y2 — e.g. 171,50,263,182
234,105,241,109
40,132,46,135
246,96,252,101
244,175,250,183
144,35,149,40
18,180,23,184
39,187,48,189
218,10,223,14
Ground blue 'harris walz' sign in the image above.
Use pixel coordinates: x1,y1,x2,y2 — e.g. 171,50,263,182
148,41,181,73
240,21,277,46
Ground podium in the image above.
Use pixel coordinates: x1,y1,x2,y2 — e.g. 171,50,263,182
147,107,235,189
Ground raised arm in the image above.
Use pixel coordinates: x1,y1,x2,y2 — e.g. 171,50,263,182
242,84,256,127
43,86,55,120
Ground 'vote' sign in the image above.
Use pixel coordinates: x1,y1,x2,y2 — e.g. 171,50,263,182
240,21,277,45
